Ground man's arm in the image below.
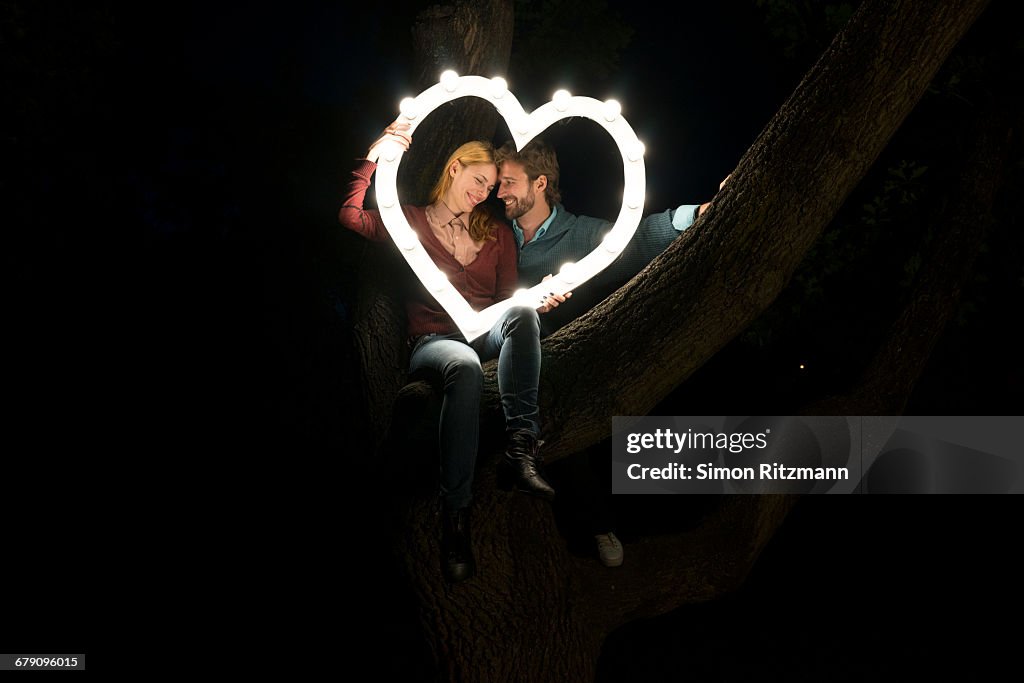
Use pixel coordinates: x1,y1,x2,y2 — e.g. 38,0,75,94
589,204,700,286
588,173,727,285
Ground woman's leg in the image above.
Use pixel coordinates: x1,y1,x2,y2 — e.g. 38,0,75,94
473,305,541,434
473,306,553,499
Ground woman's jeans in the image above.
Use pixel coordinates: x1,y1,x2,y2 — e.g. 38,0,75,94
407,306,541,510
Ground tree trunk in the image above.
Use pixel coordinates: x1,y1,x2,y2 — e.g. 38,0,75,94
391,481,797,682
352,241,413,446
403,0,515,203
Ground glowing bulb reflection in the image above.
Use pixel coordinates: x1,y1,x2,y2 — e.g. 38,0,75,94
628,141,645,162
559,262,579,284
552,89,571,111
490,76,508,98
603,99,621,122
440,70,459,92
425,272,448,292
399,97,418,119
396,231,418,251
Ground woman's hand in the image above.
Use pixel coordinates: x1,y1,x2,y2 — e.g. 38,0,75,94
537,274,572,314
366,120,412,163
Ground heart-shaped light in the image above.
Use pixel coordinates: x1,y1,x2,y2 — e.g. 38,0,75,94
375,72,646,340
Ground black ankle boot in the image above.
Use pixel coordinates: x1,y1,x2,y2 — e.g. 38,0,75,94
499,430,555,500
441,506,475,583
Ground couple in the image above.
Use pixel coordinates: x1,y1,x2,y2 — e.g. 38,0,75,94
339,120,711,583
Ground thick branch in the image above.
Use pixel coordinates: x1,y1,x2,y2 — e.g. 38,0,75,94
481,0,990,460
569,495,798,636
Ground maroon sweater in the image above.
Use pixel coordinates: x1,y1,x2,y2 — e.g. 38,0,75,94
339,159,517,337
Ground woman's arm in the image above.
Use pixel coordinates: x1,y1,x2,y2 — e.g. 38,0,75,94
338,160,388,241
337,121,413,241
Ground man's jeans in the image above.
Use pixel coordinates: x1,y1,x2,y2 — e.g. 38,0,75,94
407,306,541,510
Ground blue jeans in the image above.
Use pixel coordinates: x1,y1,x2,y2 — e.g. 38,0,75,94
407,306,541,510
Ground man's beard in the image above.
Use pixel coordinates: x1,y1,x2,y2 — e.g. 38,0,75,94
504,188,535,220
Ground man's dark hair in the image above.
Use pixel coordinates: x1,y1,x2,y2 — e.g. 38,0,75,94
494,139,562,206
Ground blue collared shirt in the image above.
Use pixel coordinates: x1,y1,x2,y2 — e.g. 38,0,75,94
511,206,559,248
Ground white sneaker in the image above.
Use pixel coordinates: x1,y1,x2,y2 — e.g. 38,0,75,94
595,532,623,567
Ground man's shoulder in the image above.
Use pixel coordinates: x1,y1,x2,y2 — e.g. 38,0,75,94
552,204,608,233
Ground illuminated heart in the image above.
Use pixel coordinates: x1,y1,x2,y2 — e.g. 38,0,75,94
374,72,646,341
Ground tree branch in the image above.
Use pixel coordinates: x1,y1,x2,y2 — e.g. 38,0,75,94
480,0,991,460
568,495,799,636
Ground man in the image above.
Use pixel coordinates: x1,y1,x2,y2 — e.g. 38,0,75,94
494,139,716,566
495,139,712,333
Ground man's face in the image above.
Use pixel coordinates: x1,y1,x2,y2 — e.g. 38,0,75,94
497,161,537,220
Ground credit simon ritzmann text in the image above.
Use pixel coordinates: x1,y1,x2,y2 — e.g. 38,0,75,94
623,428,849,480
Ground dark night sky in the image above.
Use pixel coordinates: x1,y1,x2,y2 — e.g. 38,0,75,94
163,0,789,208
5,0,1023,676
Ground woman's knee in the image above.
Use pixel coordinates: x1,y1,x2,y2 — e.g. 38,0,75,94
441,349,483,389
506,305,541,335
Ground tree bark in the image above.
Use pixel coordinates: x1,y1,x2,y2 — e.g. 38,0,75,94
352,241,412,445
392,482,798,682
402,0,515,203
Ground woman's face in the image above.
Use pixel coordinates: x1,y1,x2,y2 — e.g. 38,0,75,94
446,161,497,215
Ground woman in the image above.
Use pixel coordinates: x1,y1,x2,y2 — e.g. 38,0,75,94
339,122,555,583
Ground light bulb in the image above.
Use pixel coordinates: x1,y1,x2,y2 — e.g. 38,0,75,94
602,99,621,122
489,77,508,99
440,70,459,92
552,89,571,112
399,97,418,119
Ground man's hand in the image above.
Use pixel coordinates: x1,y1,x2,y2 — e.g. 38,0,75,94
538,274,572,314
697,174,732,217
366,120,412,163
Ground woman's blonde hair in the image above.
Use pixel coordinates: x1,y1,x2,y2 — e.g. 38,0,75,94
429,141,498,242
